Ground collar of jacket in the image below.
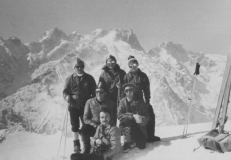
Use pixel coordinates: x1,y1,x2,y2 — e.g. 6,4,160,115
122,97,138,107
94,97,109,105
129,68,141,74
73,72,86,77
99,124,111,130
102,64,121,73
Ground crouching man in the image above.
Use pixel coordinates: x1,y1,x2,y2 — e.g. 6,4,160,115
118,83,149,153
71,108,121,160
80,81,117,153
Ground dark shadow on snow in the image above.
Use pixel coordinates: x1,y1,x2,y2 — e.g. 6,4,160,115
114,130,209,160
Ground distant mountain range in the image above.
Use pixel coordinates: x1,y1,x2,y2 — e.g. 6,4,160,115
0,28,229,133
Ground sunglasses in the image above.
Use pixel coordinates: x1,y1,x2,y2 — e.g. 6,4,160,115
124,89,134,93
129,63,138,68
96,91,105,95
107,61,116,65
75,65,84,69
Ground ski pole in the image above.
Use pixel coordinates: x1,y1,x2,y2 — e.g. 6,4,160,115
183,79,196,137
57,107,68,160
193,144,202,152
63,110,69,159
183,63,200,137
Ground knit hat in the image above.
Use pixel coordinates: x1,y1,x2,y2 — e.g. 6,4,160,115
75,57,84,67
96,81,108,92
106,55,117,64
123,83,136,90
128,55,138,66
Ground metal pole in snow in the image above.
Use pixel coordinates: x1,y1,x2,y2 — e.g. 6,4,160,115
57,107,68,160
182,63,200,137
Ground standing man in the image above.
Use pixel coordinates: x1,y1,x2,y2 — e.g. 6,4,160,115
118,83,149,152
124,55,160,143
63,57,96,153
99,55,126,105
81,81,117,153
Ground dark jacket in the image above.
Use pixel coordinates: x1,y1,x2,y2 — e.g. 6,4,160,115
91,124,121,159
123,69,150,104
63,72,96,109
83,98,117,126
99,64,126,104
117,97,149,137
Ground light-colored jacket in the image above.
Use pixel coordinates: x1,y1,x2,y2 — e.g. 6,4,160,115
83,97,117,126
91,124,121,159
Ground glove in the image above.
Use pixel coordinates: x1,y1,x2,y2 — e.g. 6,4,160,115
116,83,122,89
72,95,78,100
65,95,70,102
91,123,98,128
95,139,102,146
133,114,142,124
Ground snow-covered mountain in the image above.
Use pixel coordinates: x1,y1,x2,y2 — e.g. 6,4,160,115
0,37,31,100
0,28,229,134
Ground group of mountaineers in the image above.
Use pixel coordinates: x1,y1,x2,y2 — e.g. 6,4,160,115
63,55,161,160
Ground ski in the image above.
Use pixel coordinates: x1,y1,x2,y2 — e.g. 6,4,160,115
211,53,231,130
218,66,231,133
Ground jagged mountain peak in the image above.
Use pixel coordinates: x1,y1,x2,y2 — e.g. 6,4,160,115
0,37,30,100
39,27,68,42
148,42,191,63
91,28,108,36
6,37,22,46
157,42,208,64
81,28,109,41
0,37,23,47
28,28,75,68
82,28,144,51
0,37,29,58
113,28,144,51
159,41,188,55
68,31,82,41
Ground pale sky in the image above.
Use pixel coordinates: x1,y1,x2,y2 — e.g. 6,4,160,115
0,0,230,55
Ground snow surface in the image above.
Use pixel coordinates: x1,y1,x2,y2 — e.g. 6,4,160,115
1,121,231,160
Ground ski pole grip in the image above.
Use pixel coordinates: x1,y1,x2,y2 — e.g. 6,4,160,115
194,63,200,75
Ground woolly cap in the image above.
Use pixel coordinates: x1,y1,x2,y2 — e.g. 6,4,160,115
76,57,84,66
128,55,138,66
96,81,108,92
106,55,117,64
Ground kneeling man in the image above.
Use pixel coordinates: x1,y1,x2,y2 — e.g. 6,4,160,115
118,83,149,153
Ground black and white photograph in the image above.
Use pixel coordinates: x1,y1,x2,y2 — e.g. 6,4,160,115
0,0,231,160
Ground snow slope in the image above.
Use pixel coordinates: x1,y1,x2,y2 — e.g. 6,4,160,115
0,121,231,160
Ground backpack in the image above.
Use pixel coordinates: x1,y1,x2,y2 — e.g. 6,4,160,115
198,129,231,153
